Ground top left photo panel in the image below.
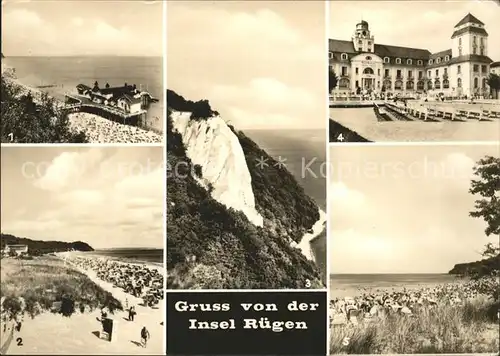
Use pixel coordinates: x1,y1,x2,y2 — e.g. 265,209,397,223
1,0,164,144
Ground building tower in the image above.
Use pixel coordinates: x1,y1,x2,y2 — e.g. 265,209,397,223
451,13,488,58
352,20,374,53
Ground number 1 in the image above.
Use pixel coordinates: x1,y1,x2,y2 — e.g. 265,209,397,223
8,133,14,141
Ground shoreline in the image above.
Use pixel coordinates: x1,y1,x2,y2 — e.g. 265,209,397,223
295,208,327,262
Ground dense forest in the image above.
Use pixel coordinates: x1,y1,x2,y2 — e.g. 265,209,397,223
448,255,500,277
167,90,323,289
1,233,94,255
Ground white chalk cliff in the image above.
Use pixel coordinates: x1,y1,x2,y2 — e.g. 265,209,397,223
171,110,264,227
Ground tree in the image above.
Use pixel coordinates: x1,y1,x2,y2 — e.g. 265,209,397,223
469,155,500,237
486,73,500,99
329,68,338,94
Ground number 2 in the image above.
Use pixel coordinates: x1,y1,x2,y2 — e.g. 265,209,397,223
16,337,23,346
8,133,14,141
305,279,311,288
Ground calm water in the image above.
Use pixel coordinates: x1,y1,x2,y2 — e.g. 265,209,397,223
4,56,163,131
246,129,327,281
330,107,500,142
330,273,463,298
88,248,164,265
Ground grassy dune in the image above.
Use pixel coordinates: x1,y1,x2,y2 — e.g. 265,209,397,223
330,298,499,354
0,256,122,319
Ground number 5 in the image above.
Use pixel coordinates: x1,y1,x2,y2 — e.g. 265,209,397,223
342,337,350,346
305,279,311,288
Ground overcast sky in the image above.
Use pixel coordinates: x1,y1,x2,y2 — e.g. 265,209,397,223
1,147,163,249
1,0,162,56
330,0,500,61
167,1,326,130
329,144,500,274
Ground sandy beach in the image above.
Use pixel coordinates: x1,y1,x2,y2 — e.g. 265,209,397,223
0,254,165,355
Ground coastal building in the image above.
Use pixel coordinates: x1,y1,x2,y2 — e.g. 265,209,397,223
329,13,496,98
3,244,28,256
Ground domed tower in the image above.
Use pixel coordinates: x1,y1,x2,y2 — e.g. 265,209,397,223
352,20,374,53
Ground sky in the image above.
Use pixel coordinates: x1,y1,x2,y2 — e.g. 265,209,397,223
329,144,500,274
1,0,162,56
167,1,326,130
329,0,500,61
1,147,164,249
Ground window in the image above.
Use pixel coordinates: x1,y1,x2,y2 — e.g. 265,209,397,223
481,65,486,73
437,58,441,64
459,38,462,46
341,53,348,60
444,68,447,75
417,60,423,66
355,80,359,88
395,80,403,90
428,70,431,77
363,67,374,74
473,36,477,44
443,79,449,89
385,69,390,77
473,47,477,55
435,69,439,76
482,78,487,88
445,55,449,61
358,40,362,44
377,68,380,76
406,81,414,90
339,78,350,89
474,77,478,88
418,71,423,79
457,65,461,74
457,78,462,87
429,59,433,65
473,64,479,72
355,67,359,74
407,59,412,65
377,81,380,88
434,79,441,89
341,66,347,76
396,58,401,64
328,52,334,59
366,56,372,60
480,48,484,55
383,80,392,90
408,70,413,78
367,47,371,52
384,57,390,63
459,47,462,56
480,38,484,46
397,69,402,78
417,81,424,90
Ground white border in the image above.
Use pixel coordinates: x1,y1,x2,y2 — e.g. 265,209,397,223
328,141,500,147
325,1,332,355
162,0,167,354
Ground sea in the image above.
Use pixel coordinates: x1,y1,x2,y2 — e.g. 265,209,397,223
3,56,164,132
245,129,327,281
330,107,500,142
86,248,164,266
330,273,465,298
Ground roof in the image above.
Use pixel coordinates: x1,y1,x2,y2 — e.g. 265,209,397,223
329,39,431,61
448,54,493,65
5,244,28,248
455,13,484,28
118,94,142,104
451,26,488,39
76,84,91,90
491,61,500,68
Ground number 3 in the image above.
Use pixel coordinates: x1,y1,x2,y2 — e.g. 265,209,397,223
305,279,311,288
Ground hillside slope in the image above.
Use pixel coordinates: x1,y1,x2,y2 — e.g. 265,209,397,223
167,90,324,289
449,255,500,276
0,233,94,255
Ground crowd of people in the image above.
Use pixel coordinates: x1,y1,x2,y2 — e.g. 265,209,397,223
68,256,164,308
329,278,498,326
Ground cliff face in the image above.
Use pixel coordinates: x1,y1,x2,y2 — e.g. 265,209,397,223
167,90,324,289
170,110,263,227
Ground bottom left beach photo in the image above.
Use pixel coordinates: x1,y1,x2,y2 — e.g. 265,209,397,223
0,146,165,355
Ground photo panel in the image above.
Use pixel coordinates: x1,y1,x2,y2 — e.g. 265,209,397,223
328,0,500,143
166,1,328,354
0,146,166,354
1,0,164,144
328,143,500,354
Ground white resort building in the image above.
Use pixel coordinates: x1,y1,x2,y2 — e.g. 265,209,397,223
329,13,497,98
2,244,28,256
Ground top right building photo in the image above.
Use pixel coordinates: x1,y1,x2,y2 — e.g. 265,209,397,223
329,1,500,143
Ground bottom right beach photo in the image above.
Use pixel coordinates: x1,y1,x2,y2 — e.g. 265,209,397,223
328,143,500,354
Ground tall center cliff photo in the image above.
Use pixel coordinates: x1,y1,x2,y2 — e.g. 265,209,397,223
166,1,327,290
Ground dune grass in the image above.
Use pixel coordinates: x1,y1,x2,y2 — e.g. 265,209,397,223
330,298,499,354
0,256,122,319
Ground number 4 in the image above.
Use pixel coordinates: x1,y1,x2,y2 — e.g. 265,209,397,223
8,133,14,141
337,133,345,142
